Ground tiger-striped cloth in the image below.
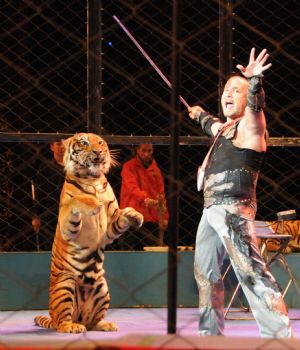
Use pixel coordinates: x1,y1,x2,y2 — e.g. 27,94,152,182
266,220,300,253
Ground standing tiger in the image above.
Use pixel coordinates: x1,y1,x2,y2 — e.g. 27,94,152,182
34,133,143,333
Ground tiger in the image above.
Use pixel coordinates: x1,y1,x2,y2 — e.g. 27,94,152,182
34,133,143,333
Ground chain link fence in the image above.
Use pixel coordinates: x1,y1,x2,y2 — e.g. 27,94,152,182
1,0,299,254
1,0,87,251
1,1,300,348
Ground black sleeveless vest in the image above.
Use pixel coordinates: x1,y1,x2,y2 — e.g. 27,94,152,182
203,122,265,208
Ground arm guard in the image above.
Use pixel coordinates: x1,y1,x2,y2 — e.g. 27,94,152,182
194,111,220,137
247,75,265,112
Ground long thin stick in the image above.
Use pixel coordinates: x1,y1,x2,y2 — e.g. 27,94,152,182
113,15,190,109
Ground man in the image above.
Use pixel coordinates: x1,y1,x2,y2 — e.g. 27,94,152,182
31,141,65,250
119,144,168,250
188,48,293,337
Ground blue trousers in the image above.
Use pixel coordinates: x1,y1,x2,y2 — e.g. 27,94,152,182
194,205,293,337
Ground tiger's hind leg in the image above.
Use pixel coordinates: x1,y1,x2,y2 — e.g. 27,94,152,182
92,320,118,331
89,277,118,331
57,321,87,333
49,273,87,333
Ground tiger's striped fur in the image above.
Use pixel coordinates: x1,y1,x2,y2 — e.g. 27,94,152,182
266,220,300,253
34,133,143,333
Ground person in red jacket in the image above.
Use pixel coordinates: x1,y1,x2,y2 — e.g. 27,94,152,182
119,144,168,250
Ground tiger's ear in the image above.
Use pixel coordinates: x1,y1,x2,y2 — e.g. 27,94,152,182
61,136,73,167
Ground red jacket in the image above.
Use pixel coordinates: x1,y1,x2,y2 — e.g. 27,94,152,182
120,156,168,223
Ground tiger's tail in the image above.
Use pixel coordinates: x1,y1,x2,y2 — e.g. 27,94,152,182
34,315,53,329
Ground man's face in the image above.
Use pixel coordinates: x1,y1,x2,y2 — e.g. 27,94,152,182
50,141,65,165
221,76,248,119
136,144,153,167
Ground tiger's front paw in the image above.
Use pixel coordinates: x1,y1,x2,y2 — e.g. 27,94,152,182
121,207,144,228
71,194,103,216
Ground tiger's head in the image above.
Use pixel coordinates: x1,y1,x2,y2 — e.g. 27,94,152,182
62,133,117,179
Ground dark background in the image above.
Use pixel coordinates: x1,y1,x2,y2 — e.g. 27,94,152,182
1,0,299,250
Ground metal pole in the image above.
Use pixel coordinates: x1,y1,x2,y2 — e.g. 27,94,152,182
218,0,233,116
168,0,181,334
87,0,102,133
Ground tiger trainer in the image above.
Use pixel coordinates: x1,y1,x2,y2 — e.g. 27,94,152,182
188,48,293,337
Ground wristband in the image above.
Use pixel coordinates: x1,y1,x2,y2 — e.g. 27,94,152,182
247,75,265,112
195,111,219,136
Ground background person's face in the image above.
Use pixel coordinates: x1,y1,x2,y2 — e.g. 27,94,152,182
136,144,153,166
50,141,65,165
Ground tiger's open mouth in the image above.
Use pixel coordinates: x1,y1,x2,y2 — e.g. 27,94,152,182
92,158,107,166
92,159,102,164
92,152,107,164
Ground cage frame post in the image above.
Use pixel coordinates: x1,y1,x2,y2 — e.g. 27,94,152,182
87,0,103,134
167,0,181,334
218,0,233,116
